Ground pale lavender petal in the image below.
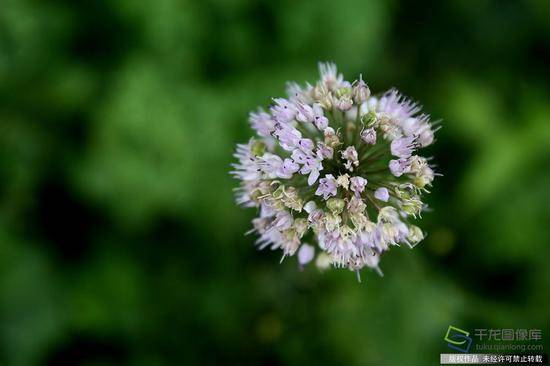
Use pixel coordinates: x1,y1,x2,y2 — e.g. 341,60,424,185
308,168,320,186
350,176,367,195
390,136,416,158
374,187,389,202
298,244,315,265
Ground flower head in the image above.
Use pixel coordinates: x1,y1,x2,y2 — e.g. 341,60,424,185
232,62,437,278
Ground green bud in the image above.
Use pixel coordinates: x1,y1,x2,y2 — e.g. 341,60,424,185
413,176,428,189
361,112,377,126
326,198,345,213
251,141,266,156
408,225,424,245
315,252,332,270
335,87,352,98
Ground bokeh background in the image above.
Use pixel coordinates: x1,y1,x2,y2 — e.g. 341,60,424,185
1,0,549,365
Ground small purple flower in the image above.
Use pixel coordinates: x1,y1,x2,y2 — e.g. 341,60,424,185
295,147,324,185
418,126,434,147
307,208,324,225
361,128,377,145
389,158,410,177
270,210,293,232
295,102,315,123
259,153,283,177
337,96,353,111
319,62,345,89
374,187,389,202
271,98,297,123
307,168,321,186
300,157,323,185
273,123,302,151
313,104,329,130
347,195,366,214
249,108,275,137
315,174,337,200
350,176,367,195
391,136,416,158
394,222,409,242
298,138,315,152
377,89,420,122
277,158,300,178
401,117,421,136
341,146,359,171
291,148,308,164
316,142,334,159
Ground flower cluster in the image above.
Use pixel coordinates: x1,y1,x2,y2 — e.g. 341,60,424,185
232,63,437,278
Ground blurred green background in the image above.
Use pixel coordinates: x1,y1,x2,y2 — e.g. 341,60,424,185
1,0,549,365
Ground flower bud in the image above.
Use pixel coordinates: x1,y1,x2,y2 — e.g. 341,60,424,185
407,225,424,245
418,167,435,188
361,128,377,145
336,174,350,190
303,201,317,213
324,127,341,148
315,252,332,270
298,244,315,265
352,76,370,104
251,141,266,156
413,175,431,189
336,96,353,111
335,87,352,98
374,187,389,202
326,197,345,213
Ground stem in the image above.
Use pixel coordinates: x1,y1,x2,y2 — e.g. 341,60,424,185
364,167,389,174
355,106,362,147
365,193,381,211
